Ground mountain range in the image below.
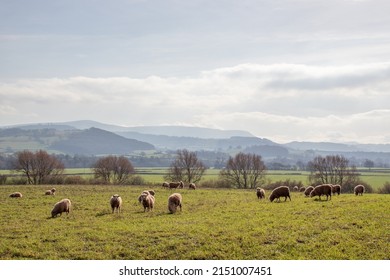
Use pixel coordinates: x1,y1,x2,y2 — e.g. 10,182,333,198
1,120,390,159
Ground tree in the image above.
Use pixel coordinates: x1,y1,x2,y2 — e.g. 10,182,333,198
13,150,64,184
93,155,135,184
219,152,266,189
308,155,359,187
363,159,375,170
165,149,206,183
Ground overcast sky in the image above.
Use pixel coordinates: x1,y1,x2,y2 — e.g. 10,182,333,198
1,0,389,143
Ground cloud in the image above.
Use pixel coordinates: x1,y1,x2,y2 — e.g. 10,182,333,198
1,63,389,143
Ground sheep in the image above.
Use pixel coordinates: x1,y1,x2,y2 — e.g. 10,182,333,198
310,184,332,201
9,192,23,198
168,193,182,214
45,187,56,195
332,184,341,195
293,186,299,192
304,186,314,197
354,184,365,196
51,198,71,218
110,194,122,213
140,193,155,212
138,191,152,203
299,186,306,192
169,181,184,189
269,186,291,202
256,187,265,199
162,182,169,188
189,183,196,190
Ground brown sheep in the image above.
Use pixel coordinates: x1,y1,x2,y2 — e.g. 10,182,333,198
51,198,71,218
310,184,332,200
169,181,184,189
168,193,182,214
45,187,56,195
139,193,155,212
299,186,306,192
269,186,291,202
304,186,314,197
293,186,299,192
256,187,265,199
332,184,341,195
9,192,23,198
354,184,365,196
110,194,122,213
162,182,169,188
189,183,196,190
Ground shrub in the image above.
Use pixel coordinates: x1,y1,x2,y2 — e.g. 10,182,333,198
342,179,373,194
0,175,7,185
378,182,390,194
126,175,146,186
265,179,304,191
63,175,87,185
200,179,231,189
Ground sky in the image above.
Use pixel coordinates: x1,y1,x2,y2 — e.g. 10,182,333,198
1,0,390,144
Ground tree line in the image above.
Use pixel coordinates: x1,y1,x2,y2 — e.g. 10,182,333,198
1,148,383,194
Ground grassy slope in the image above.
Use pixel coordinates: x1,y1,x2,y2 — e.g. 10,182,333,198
0,185,389,260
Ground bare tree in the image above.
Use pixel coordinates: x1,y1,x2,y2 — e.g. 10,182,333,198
165,149,206,183
13,150,64,184
93,155,135,184
308,155,359,186
219,152,266,189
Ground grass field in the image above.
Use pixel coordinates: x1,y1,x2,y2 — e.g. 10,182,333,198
0,185,389,260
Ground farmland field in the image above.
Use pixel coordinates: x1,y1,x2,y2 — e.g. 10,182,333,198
0,185,389,260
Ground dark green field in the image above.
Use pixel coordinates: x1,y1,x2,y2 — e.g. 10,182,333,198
0,185,389,260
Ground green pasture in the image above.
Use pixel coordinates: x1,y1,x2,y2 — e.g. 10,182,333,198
0,185,389,260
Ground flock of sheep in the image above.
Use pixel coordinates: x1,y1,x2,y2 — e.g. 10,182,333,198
7,181,189,218
258,183,366,202
7,181,365,218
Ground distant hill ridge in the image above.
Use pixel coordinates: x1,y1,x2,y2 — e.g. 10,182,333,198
1,120,390,154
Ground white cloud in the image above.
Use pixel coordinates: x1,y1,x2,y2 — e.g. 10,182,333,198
1,63,389,143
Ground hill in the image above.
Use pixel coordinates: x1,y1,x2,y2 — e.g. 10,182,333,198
0,127,154,155
56,120,255,139
50,127,155,155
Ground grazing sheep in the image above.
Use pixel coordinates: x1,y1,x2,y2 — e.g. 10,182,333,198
169,181,184,189
256,187,266,199
51,198,71,218
162,182,169,188
189,183,196,190
9,192,23,198
168,193,182,214
299,186,306,192
310,184,332,200
140,194,155,212
304,186,314,197
269,186,291,202
45,187,56,195
110,194,122,213
354,184,365,196
332,184,341,195
293,186,299,192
